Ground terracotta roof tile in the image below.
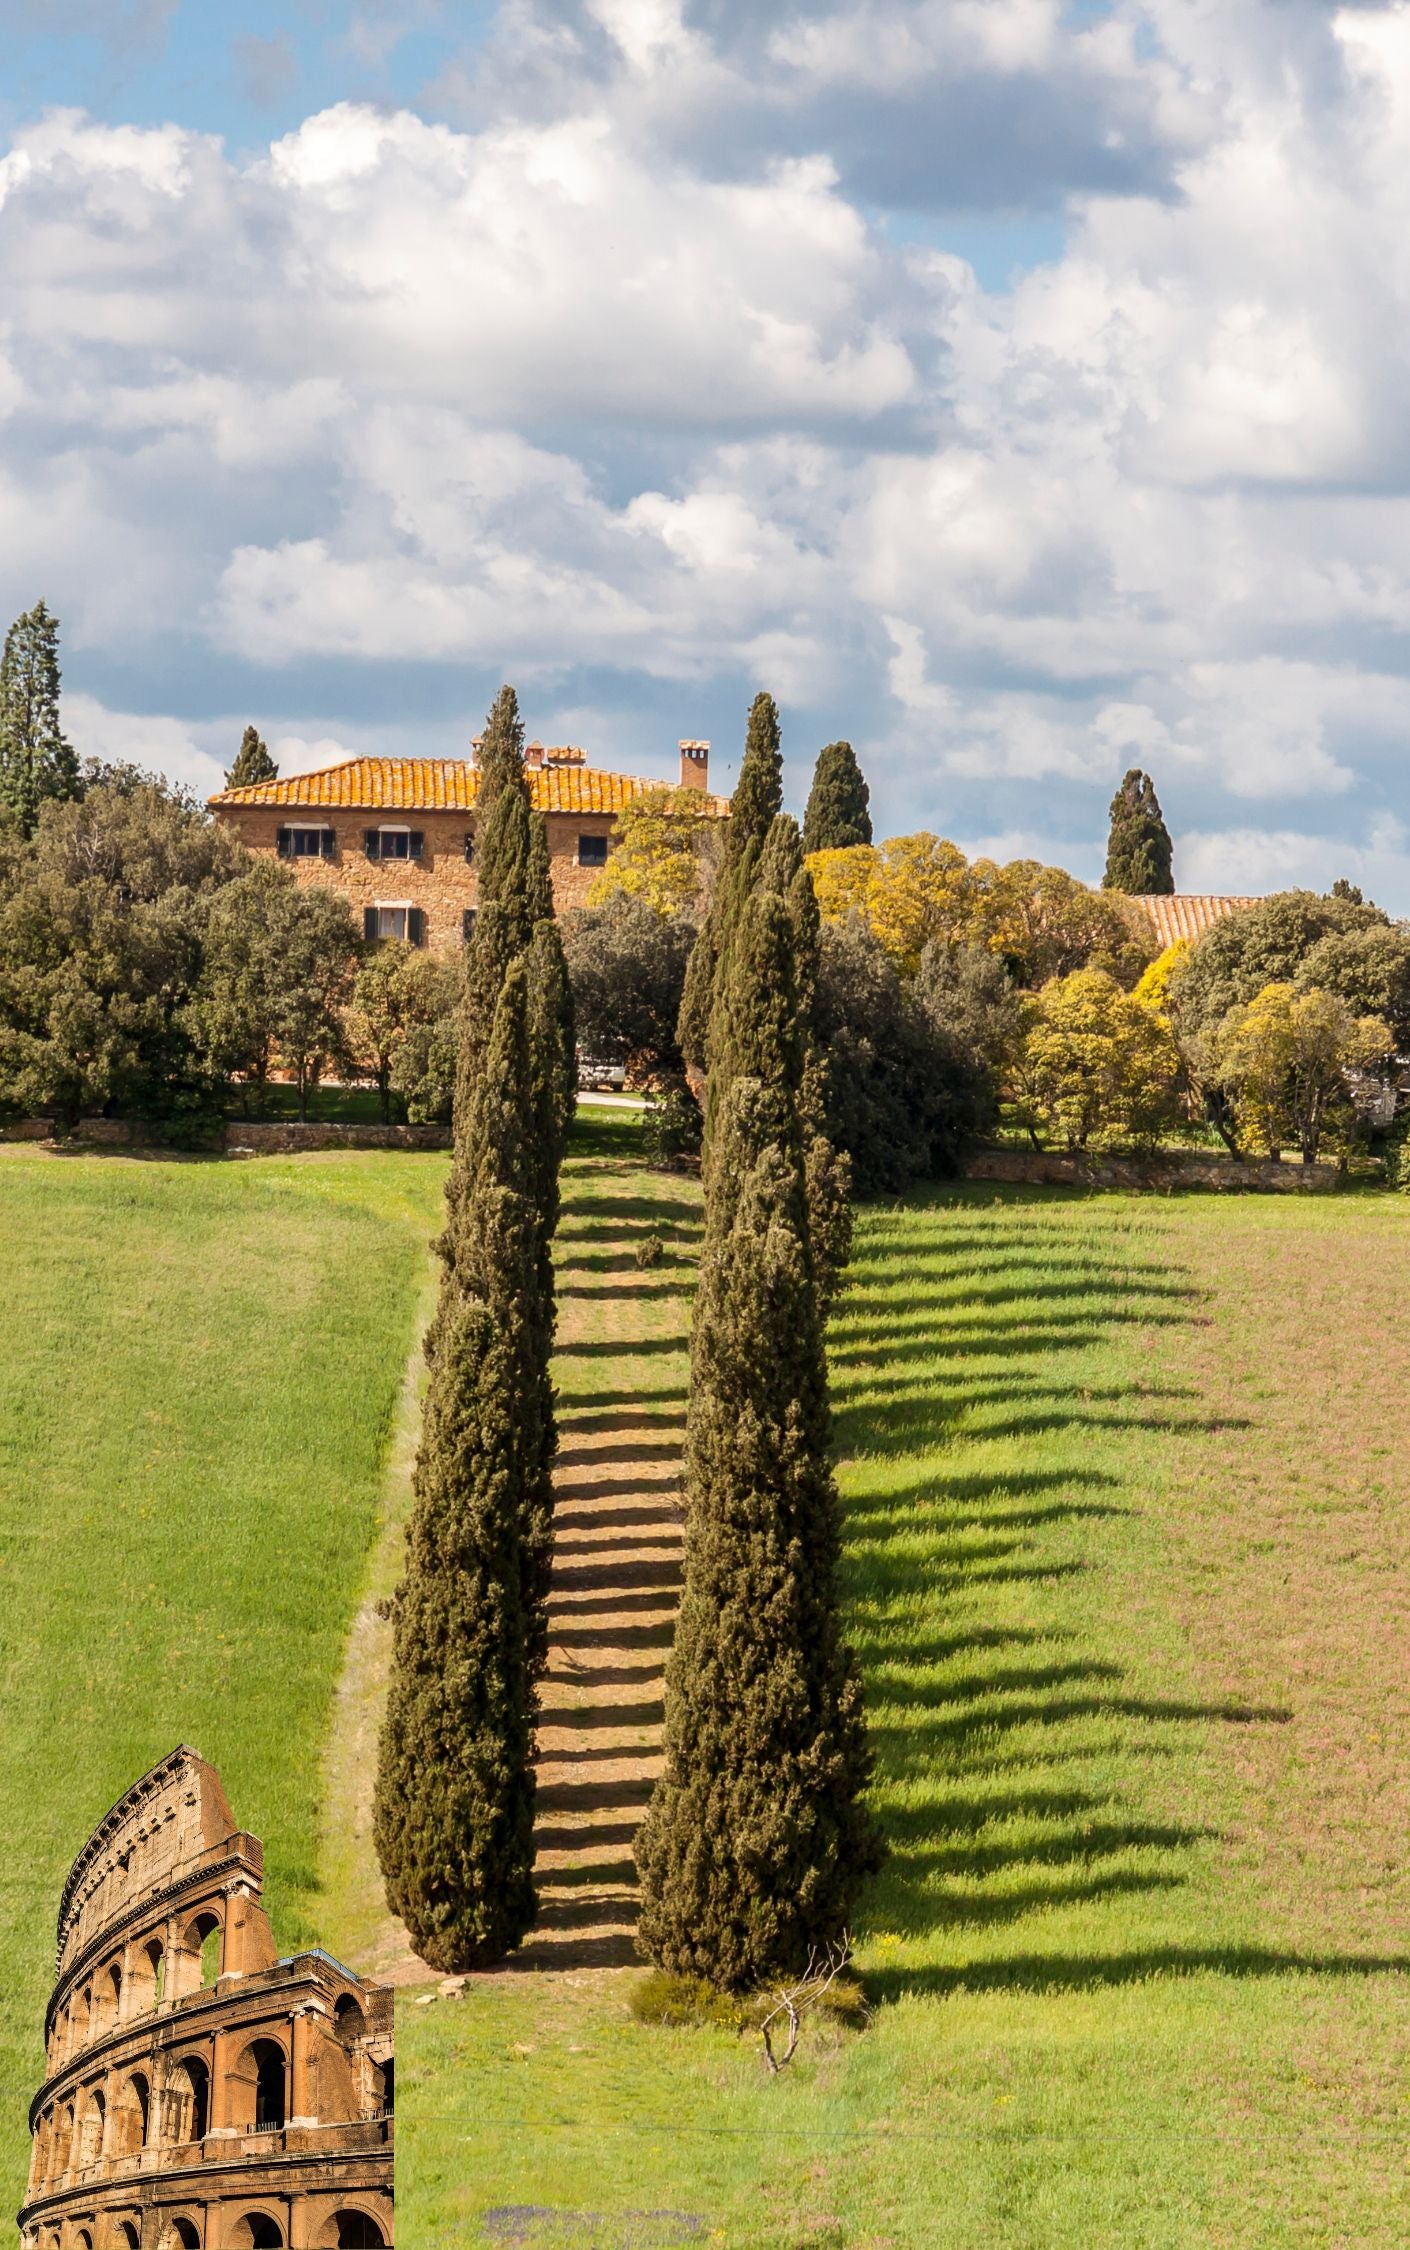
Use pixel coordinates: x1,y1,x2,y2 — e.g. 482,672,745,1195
1125,894,1261,948
210,756,729,818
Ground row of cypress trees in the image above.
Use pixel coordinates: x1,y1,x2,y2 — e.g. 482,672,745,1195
373,685,575,1971
375,685,881,1990
636,694,883,1986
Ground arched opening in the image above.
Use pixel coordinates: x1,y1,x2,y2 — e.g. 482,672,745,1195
180,1912,222,1993
57,2106,75,2180
169,2220,200,2250
374,2057,393,2115
74,2230,93,2250
105,1964,123,2029
332,1994,365,2039
77,2088,104,2168
174,2057,209,2144
233,2218,282,2250
332,2215,384,2249
254,2046,285,2130
141,1941,166,2013
227,2038,286,2133
110,2074,149,2160
117,2225,139,2250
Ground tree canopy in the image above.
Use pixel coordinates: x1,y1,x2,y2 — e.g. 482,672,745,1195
1102,768,1174,895
0,601,81,836
802,739,872,853
225,725,278,789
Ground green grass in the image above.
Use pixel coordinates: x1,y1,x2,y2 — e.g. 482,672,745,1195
0,1144,444,2206
402,1128,1410,2249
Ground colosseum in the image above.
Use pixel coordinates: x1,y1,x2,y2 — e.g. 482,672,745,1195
17,1747,393,2250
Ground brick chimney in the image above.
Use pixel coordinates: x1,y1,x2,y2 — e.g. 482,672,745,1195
679,739,709,792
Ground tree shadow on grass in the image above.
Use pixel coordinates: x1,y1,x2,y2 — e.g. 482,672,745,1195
865,1944,1410,2006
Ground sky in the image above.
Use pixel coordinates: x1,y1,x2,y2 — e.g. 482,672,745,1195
4,1,1410,904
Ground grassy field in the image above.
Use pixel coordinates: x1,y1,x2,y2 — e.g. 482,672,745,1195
402,1123,1410,2249
0,1144,444,2206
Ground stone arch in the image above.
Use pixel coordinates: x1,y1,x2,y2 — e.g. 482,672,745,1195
332,1994,365,2040
56,2102,76,2181
227,2214,283,2249
169,2053,210,2144
319,2209,386,2249
76,2086,105,2169
105,2217,140,2250
159,2217,201,2250
102,1961,124,2032
173,1911,222,2000
72,2227,93,2250
110,2071,150,2159
131,1938,166,2016
227,2038,286,2132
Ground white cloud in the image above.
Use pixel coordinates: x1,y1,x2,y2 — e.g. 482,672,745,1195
9,6,1410,897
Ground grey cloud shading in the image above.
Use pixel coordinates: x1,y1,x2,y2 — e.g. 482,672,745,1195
232,34,299,110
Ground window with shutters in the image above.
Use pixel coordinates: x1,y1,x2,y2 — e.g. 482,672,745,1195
367,826,424,861
577,833,609,867
278,826,333,859
371,905,426,945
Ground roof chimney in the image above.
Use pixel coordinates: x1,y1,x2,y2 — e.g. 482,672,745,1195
679,739,709,792
524,740,546,769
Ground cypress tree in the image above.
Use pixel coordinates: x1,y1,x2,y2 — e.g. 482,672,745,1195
0,600,80,835
677,691,783,1073
802,739,871,854
225,725,278,788
635,815,882,1990
373,962,543,1968
375,683,574,1966
1102,768,1174,895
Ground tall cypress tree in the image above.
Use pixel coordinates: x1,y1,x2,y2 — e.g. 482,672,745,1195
1102,768,1174,895
802,739,871,853
225,725,278,788
0,600,80,835
677,691,783,1073
375,684,573,1966
635,816,883,1990
373,961,543,1968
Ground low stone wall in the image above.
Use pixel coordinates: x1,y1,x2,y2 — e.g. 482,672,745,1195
223,1121,452,1153
0,1119,1353,1187
965,1146,1342,1192
1,1118,452,1152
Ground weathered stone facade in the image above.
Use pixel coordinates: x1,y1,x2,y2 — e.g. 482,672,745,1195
209,746,728,954
18,1749,393,2250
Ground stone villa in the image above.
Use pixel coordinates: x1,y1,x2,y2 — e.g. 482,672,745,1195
209,739,728,951
19,1748,393,2250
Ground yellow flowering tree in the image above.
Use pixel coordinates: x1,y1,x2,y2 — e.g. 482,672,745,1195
587,786,713,917
1211,982,1393,1162
1013,967,1182,1150
807,836,1153,988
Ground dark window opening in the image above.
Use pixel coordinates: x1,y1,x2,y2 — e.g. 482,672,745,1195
334,2217,385,2248
253,2045,286,2129
284,827,331,859
577,833,609,867
240,2221,281,2250
183,2058,210,2142
461,908,476,944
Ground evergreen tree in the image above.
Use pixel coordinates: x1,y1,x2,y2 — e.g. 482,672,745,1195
677,691,783,1072
802,739,871,854
225,725,278,789
374,684,574,1966
0,600,80,836
1102,768,1174,895
373,962,543,1968
635,815,883,1990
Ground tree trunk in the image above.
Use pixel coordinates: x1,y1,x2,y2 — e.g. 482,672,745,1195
381,1065,391,1126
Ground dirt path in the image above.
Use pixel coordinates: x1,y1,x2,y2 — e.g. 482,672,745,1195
321,1145,697,1989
